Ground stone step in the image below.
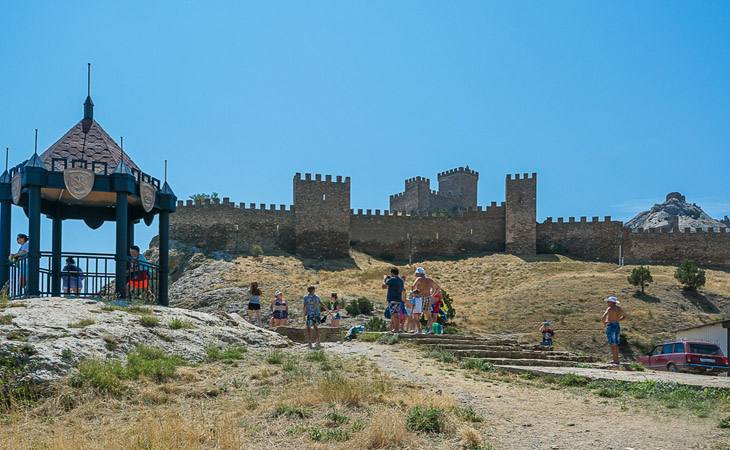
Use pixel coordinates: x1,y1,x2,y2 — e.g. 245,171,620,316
420,343,525,352
477,357,607,368
399,336,520,346
451,349,597,362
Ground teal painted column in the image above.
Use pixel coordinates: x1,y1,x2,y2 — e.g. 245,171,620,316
51,217,62,296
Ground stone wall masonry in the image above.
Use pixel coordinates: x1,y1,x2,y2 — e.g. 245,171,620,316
623,228,730,267
350,205,505,260
537,216,624,262
505,172,537,255
293,173,351,259
171,201,296,254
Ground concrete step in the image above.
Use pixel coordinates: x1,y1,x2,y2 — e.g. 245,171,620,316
452,349,597,362
400,336,520,347
420,343,525,352
476,357,607,368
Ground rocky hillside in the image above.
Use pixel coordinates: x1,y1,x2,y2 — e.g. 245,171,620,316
0,298,289,383
625,192,726,230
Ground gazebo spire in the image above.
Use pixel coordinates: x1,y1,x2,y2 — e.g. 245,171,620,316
0,147,10,183
113,135,131,175
25,129,44,168
161,159,175,195
84,63,94,121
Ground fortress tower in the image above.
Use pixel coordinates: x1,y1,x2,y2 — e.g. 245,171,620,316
390,176,432,214
437,167,478,211
293,173,351,258
505,173,537,255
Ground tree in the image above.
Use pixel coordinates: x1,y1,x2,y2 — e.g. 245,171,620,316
675,259,706,291
189,192,220,202
627,266,653,293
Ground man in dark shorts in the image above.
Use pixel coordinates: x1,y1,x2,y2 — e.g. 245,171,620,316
382,267,404,332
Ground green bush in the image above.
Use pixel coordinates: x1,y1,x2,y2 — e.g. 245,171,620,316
425,346,456,363
559,373,590,387
675,259,706,290
71,359,126,395
68,319,95,328
406,406,445,433
168,318,196,330
272,402,312,419
719,415,730,429
378,334,400,345
266,350,285,364
127,305,153,314
305,350,328,363
206,345,247,362
365,316,388,332
460,358,494,372
250,244,264,257
0,314,14,325
453,405,483,423
345,297,375,316
139,315,159,327
125,345,183,382
308,426,351,442
358,332,381,342
627,266,653,293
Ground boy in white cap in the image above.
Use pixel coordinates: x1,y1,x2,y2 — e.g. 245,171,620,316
602,296,626,365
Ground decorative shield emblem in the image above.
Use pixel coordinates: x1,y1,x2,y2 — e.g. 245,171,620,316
140,181,156,213
11,174,21,205
63,168,95,200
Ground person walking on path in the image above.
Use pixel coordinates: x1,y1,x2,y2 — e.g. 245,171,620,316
303,286,327,349
247,282,263,326
412,267,441,334
382,267,405,333
602,296,626,365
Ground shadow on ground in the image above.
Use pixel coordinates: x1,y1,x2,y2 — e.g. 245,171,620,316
681,290,720,314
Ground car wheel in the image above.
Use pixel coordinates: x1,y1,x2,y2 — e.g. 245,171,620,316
667,363,678,373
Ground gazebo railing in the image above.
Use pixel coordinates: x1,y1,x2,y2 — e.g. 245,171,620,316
8,252,159,303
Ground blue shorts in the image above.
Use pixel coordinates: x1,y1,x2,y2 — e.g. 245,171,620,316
306,313,321,328
606,322,620,345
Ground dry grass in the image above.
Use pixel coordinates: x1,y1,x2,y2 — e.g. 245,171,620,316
223,251,730,355
0,348,485,450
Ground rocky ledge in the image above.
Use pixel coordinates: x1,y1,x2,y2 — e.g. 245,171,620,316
0,297,290,383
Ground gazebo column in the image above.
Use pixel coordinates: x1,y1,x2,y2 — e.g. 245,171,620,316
51,216,62,296
27,185,41,296
0,175,12,288
128,220,135,248
158,210,169,306
114,193,128,299
112,168,134,300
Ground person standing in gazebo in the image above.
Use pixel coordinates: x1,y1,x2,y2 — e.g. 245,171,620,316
62,257,84,297
10,234,29,290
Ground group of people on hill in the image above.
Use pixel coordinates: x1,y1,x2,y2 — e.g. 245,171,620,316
382,266,444,334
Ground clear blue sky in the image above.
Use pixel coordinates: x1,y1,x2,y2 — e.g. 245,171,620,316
1,1,729,254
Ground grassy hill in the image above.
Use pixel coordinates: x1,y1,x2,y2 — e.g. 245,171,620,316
214,251,730,357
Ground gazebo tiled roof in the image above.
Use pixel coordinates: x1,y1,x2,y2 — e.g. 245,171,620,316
39,118,140,174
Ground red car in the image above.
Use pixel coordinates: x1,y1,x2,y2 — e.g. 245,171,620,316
639,340,729,375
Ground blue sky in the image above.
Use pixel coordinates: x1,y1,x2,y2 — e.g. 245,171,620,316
1,1,729,253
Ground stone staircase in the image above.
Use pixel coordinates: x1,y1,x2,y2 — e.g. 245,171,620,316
398,333,604,369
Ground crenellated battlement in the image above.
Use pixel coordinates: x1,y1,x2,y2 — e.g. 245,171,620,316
437,166,479,178
542,215,618,224
353,202,504,219
405,176,431,187
294,172,351,185
506,172,538,182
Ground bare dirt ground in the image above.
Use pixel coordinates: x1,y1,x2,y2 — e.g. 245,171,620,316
329,341,730,450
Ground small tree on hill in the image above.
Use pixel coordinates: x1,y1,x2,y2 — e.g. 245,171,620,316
675,259,706,291
627,266,653,293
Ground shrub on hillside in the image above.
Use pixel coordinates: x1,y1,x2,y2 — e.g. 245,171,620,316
406,406,446,433
365,316,388,332
345,297,374,316
627,266,653,293
250,244,263,257
675,259,706,291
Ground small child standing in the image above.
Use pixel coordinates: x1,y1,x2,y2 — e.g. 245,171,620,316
539,320,554,348
409,290,423,334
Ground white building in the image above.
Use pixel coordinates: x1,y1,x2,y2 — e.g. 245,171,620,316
676,320,730,356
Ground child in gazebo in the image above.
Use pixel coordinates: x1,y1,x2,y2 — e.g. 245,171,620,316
10,234,29,290
62,256,84,297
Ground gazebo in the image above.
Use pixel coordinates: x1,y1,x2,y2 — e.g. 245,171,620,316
0,70,176,305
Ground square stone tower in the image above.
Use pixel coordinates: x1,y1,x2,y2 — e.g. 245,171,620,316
437,166,478,211
505,173,537,255
293,173,351,258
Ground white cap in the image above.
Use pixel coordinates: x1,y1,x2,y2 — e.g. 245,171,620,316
415,267,426,275
606,296,620,305
275,291,282,296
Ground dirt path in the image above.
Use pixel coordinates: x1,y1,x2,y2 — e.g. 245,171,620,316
326,341,730,450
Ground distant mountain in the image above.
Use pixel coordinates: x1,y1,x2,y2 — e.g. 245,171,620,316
625,192,727,231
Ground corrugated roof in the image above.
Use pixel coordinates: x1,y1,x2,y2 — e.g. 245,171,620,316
675,319,730,332
39,119,140,174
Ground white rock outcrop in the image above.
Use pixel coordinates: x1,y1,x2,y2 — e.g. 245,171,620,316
0,297,289,382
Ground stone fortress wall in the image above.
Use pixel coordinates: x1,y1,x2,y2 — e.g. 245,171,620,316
170,168,730,267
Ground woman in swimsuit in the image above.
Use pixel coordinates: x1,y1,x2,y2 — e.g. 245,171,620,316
270,291,288,328
330,293,341,328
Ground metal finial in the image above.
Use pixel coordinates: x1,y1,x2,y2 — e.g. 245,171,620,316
34,129,38,155
5,147,8,171
87,63,91,97
164,159,168,182
120,136,125,161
